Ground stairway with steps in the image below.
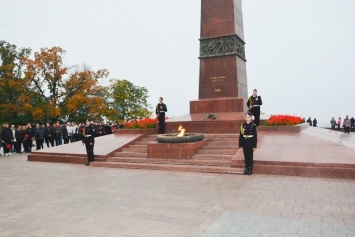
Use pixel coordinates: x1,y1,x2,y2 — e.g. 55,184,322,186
91,134,244,174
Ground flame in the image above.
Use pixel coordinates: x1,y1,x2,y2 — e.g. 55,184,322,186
177,125,185,137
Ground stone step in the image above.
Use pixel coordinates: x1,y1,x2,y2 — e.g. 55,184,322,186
147,135,159,138
105,157,231,167
122,147,147,153
113,152,147,158
128,144,147,148
193,154,233,160
197,149,237,155
207,141,238,146
140,138,157,142
203,134,239,138
135,141,155,145
90,162,243,174
202,146,237,150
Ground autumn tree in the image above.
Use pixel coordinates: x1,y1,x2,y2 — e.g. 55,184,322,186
0,40,32,125
21,47,113,123
107,79,152,121
61,69,116,122
22,46,68,121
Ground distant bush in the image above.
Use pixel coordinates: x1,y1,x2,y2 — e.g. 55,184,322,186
264,114,303,126
124,117,158,129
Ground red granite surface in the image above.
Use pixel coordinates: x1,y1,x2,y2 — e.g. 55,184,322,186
28,134,142,164
147,140,208,159
232,129,355,179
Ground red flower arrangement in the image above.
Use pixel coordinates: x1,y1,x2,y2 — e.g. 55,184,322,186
264,114,303,126
24,134,29,139
124,117,159,129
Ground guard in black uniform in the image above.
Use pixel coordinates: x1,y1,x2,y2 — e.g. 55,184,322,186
156,97,168,134
82,119,96,166
247,89,262,126
239,112,257,175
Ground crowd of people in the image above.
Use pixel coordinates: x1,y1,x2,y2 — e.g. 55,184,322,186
306,116,355,134
330,116,354,134
0,121,124,156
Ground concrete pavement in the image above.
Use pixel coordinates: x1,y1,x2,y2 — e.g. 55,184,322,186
1,153,355,237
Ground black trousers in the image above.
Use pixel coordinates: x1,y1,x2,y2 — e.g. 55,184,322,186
251,106,261,126
243,146,254,169
45,136,54,147
36,139,44,150
3,140,11,154
158,112,166,134
344,127,350,134
16,140,22,152
24,139,33,152
85,141,95,163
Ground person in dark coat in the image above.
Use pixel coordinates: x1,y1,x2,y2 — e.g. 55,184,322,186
44,122,54,147
35,124,45,150
62,124,69,144
313,118,317,127
1,122,14,156
155,97,168,134
306,117,312,126
239,112,258,175
82,119,96,166
247,89,263,126
15,125,24,153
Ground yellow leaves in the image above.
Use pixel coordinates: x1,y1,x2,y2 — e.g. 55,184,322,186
32,108,45,121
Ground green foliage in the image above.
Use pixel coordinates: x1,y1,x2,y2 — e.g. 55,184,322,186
107,79,152,121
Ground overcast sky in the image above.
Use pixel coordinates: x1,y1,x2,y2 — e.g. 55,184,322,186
1,0,354,127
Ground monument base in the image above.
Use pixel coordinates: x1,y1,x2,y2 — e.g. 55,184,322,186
165,112,246,134
190,97,245,113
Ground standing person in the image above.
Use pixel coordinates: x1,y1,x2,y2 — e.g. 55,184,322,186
44,122,54,147
343,115,351,134
246,89,262,126
54,121,62,146
350,117,355,132
62,124,69,144
155,97,168,134
313,118,317,127
239,112,257,175
1,122,14,156
24,123,34,153
337,117,342,131
15,125,24,153
10,125,16,152
66,122,73,143
330,117,336,130
82,119,96,166
71,122,78,142
35,124,45,150
306,117,312,126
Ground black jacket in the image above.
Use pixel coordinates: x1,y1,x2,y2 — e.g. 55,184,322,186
83,125,96,143
239,122,257,148
246,96,262,108
156,103,168,115
1,127,14,141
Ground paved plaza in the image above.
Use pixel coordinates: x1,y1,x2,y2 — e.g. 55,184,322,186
1,153,355,237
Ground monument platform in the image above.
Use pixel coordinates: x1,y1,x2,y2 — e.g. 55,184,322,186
27,125,355,179
232,126,355,179
28,133,144,164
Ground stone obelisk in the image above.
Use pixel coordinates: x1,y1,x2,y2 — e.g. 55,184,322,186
166,0,248,133
190,0,247,114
